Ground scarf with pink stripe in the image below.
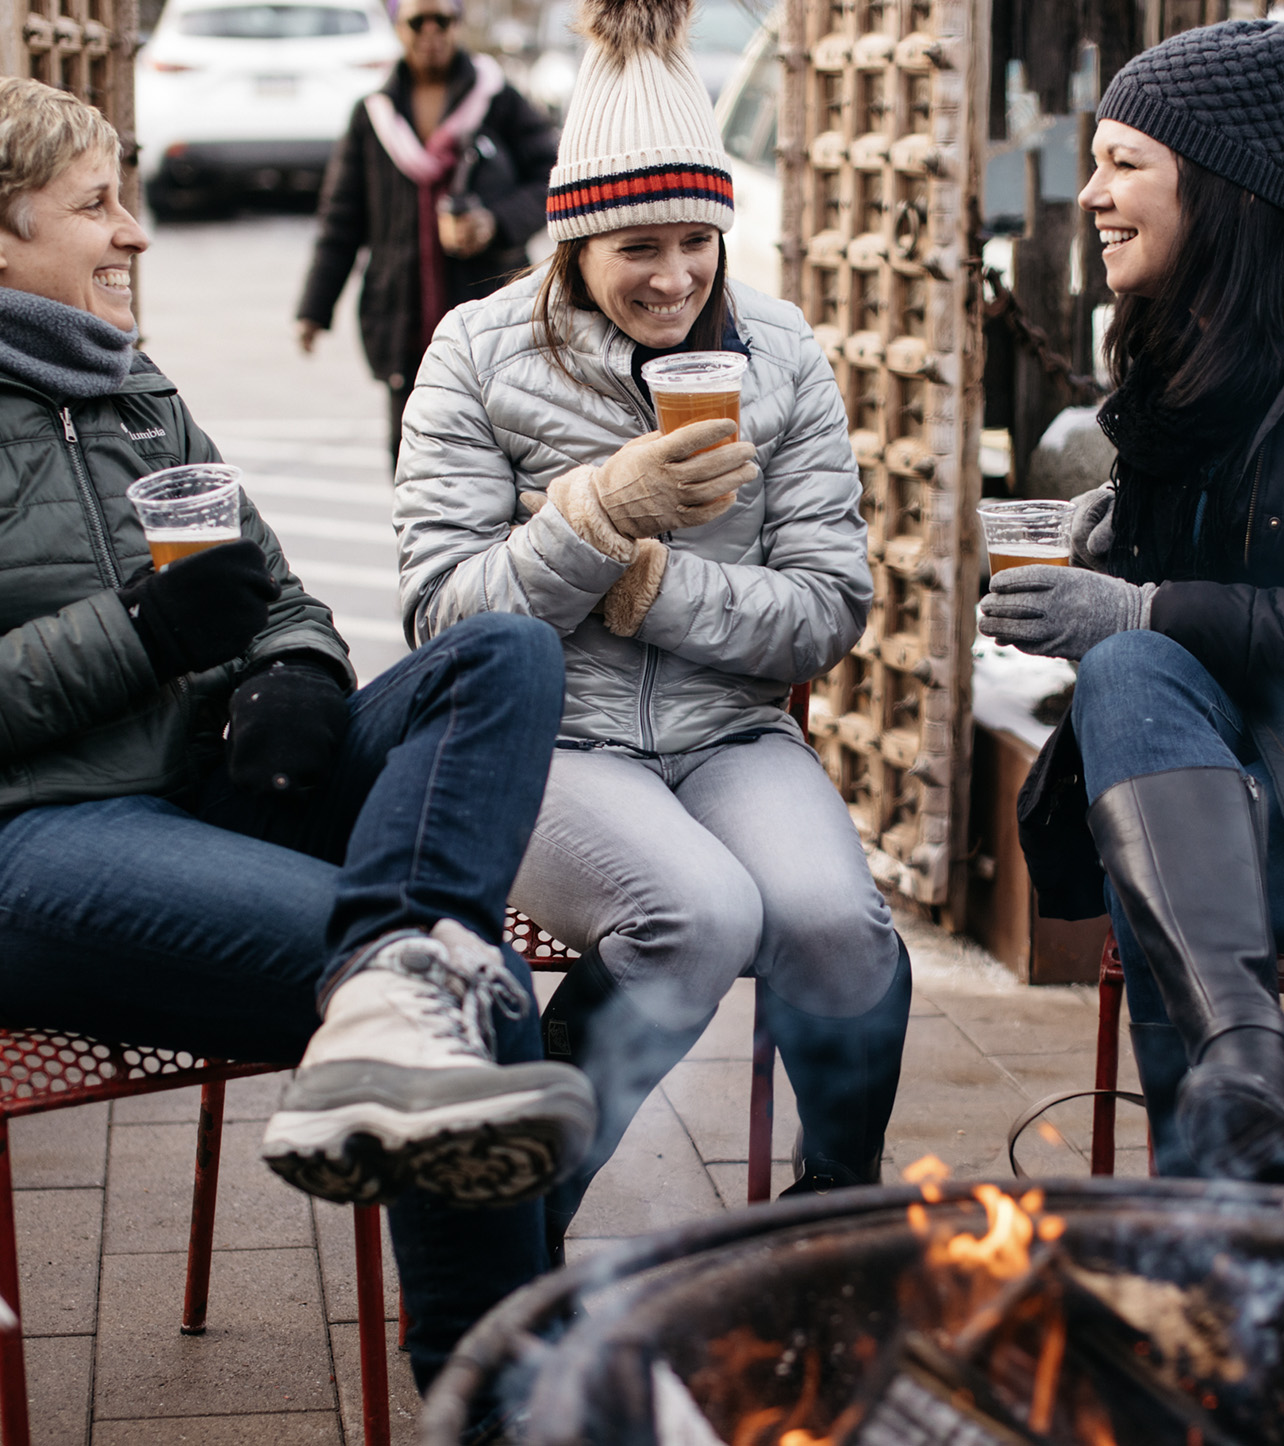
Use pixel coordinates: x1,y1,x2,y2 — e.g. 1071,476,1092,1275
365,52,505,350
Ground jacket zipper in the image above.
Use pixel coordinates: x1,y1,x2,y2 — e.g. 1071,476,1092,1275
602,340,663,751
1243,444,1266,570
62,407,123,588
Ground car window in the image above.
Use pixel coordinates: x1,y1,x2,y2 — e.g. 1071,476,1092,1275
177,5,371,38
690,0,758,54
721,45,779,170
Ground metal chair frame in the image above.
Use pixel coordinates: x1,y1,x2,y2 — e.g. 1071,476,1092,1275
0,1030,392,1446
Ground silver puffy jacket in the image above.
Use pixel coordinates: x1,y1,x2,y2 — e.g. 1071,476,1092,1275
394,269,872,754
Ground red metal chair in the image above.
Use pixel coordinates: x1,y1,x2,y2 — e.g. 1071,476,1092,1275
502,683,810,1208
0,1030,393,1446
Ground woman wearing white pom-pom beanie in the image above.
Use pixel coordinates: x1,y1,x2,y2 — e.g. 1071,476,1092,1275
397,0,911,1267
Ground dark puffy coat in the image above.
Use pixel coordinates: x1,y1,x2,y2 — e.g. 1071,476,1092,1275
1020,388,1284,918
295,53,559,388
0,354,354,813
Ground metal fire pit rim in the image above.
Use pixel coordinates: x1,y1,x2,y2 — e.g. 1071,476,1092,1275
420,1175,1284,1445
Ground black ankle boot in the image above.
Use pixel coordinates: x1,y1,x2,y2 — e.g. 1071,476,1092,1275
1089,768,1284,1181
764,933,911,1196
540,950,713,1259
1128,1021,1200,1178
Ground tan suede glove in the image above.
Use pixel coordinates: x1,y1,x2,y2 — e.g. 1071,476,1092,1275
593,420,756,538
543,420,756,560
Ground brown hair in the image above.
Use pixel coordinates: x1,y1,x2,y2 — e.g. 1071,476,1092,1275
533,233,731,384
0,78,118,239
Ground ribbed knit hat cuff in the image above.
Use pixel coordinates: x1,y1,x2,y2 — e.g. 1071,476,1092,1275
547,148,734,240
1098,83,1284,211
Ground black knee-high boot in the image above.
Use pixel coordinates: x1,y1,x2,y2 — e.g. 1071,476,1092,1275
540,950,713,1260
764,933,912,1195
1089,767,1284,1181
1128,1021,1200,1178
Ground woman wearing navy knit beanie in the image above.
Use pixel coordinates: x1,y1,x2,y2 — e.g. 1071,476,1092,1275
397,0,911,1260
982,19,1284,1181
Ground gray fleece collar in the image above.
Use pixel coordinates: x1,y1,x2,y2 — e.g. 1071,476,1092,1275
0,286,138,400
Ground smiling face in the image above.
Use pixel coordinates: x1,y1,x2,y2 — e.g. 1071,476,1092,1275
578,223,721,348
1078,119,1182,299
0,148,147,329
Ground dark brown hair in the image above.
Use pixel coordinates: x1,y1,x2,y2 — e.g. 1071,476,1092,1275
1103,156,1284,417
533,233,730,384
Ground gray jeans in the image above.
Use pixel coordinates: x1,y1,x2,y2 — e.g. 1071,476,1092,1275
510,730,900,1030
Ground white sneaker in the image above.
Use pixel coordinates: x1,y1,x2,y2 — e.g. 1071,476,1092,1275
261,920,597,1206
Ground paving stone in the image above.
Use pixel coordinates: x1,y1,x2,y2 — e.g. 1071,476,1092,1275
569,1091,721,1239
685,976,755,1061
22,1331,93,1446
110,1073,291,1126
93,1414,341,1445
93,1248,334,1419
704,1159,798,1207
312,1200,400,1325
330,1320,421,1446
9,1105,109,1189
14,1187,102,1336
661,1057,800,1163
944,990,1097,1057
104,1120,311,1254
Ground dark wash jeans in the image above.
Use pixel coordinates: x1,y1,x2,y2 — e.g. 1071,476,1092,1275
1070,629,1284,1032
0,611,563,1389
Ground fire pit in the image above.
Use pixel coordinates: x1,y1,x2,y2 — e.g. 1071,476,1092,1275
421,1177,1284,1446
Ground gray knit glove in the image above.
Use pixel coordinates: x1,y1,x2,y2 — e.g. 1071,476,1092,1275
978,565,1156,660
1069,484,1115,571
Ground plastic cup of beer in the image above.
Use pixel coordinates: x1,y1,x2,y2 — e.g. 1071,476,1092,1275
126,464,242,571
641,351,749,450
977,498,1074,576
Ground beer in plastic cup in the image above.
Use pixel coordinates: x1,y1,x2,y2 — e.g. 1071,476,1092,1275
977,498,1074,576
126,464,242,571
641,352,749,451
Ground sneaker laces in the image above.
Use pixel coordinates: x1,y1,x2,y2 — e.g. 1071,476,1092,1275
382,933,529,1058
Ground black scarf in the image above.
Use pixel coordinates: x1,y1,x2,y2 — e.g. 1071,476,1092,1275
0,287,137,400
1097,356,1261,583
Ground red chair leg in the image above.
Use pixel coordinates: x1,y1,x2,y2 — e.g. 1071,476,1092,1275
354,1203,390,1446
748,978,775,1204
0,1119,31,1446
398,1290,411,1352
1092,933,1125,1176
182,1081,226,1334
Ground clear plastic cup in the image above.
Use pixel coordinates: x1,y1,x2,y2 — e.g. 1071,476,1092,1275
640,351,749,446
977,498,1074,575
126,464,242,571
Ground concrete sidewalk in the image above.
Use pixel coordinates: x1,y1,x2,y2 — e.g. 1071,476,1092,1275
8,907,1146,1446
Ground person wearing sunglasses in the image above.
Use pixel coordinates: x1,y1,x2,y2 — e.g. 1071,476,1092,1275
295,0,559,465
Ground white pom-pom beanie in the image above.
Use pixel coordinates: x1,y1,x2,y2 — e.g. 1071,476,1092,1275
545,0,735,242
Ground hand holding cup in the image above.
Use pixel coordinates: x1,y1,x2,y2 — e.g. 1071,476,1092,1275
594,420,757,538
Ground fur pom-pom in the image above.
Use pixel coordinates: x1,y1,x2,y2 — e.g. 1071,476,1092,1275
575,0,692,60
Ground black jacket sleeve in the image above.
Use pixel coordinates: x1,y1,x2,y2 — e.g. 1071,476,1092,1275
479,85,559,250
296,102,371,330
1150,580,1284,699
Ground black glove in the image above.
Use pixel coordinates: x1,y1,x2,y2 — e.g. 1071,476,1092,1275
118,539,281,682
227,657,350,794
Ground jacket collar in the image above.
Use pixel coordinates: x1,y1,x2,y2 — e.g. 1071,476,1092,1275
0,349,178,404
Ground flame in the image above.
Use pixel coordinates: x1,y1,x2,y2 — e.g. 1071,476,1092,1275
937,1184,1036,1280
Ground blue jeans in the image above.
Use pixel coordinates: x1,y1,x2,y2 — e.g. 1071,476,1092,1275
1071,629,1284,1027
0,611,563,1390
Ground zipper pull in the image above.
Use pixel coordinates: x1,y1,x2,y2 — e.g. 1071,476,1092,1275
61,407,77,444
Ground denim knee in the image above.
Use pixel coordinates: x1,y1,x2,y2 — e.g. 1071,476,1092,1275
612,868,763,1028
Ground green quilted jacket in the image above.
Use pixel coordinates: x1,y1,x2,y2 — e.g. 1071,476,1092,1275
0,353,354,813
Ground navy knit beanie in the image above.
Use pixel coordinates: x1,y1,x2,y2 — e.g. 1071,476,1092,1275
1097,19,1284,210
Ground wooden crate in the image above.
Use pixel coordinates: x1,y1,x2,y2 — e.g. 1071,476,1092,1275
966,720,1109,985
